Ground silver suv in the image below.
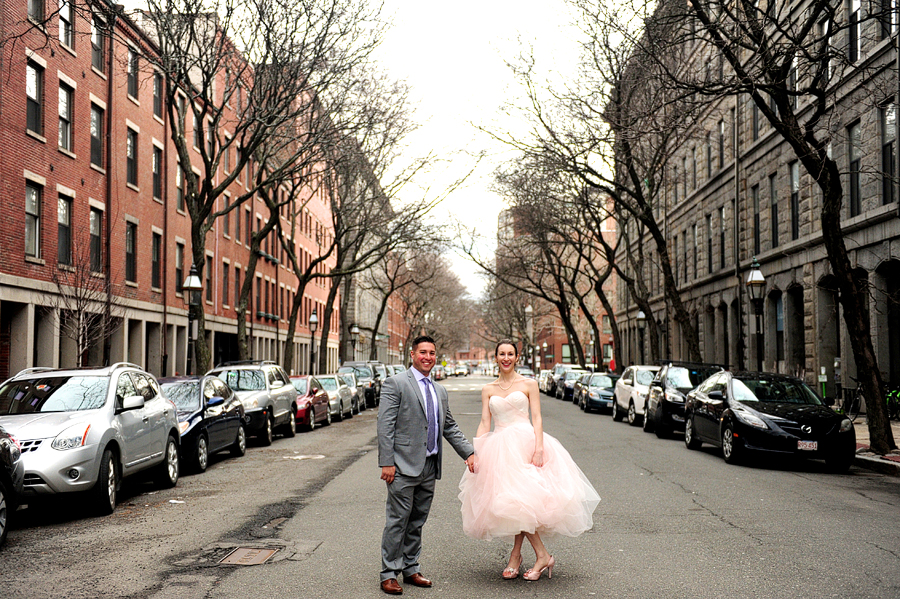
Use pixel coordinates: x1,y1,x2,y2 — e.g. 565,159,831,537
208,361,297,446
0,363,180,516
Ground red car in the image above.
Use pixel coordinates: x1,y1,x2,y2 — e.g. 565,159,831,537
290,376,332,430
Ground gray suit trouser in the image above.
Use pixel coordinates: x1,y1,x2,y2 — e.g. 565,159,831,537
380,455,437,581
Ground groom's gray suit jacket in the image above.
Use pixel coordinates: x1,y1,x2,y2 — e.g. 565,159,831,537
377,368,473,480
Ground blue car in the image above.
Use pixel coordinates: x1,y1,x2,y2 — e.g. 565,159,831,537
160,376,247,473
578,374,619,413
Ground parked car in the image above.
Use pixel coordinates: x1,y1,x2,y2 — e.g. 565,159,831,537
547,364,576,396
159,376,246,473
367,361,389,396
433,365,447,380
577,373,620,412
338,372,366,414
290,376,331,430
612,365,661,425
516,366,536,379
683,371,856,471
643,362,724,437
339,363,379,408
537,370,552,393
0,363,180,516
455,363,469,376
317,375,355,421
1,424,24,548
208,361,297,446
556,369,588,400
391,364,407,375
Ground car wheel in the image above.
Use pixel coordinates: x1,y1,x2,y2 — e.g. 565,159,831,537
193,434,209,473
684,416,702,450
612,399,624,422
357,396,365,412
231,426,247,457
643,407,655,433
335,401,344,422
259,415,274,446
627,401,639,426
306,407,316,432
0,479,10,547
721,424,742,464
89,447,117,516
324,405,333,426
156,435,180,488
284,407,297,438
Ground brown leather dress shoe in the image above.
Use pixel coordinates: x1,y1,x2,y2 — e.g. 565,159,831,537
381,579,402,595
404,573,433,588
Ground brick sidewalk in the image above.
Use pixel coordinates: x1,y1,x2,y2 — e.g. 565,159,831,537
853,418,900,474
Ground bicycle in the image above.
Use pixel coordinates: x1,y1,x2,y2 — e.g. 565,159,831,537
841,376,863,423
886,385,900,421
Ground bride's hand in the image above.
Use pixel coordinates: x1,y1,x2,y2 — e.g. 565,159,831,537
531,450,544,468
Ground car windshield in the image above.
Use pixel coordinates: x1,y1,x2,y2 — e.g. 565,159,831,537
339,375,354,387
590,375,614,389
667,366,720,391
161,381,200,411
565,371,584,381
217,370,265,391
319,378,338,391
372,365,388,378
733,377,823,405
0,376,109,414
635,369,656,385
292,379,307,394
340,365,373,379
517,368,534,376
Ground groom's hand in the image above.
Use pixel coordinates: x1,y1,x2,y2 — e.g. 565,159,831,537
381,466,396,484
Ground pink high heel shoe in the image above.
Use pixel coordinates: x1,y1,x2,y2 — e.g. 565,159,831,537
502,555,522,580
523,555,555,581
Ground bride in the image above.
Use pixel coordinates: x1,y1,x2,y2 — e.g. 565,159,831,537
458,340,600,581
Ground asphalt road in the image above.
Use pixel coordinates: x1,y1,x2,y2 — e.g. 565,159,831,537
2,375,899,598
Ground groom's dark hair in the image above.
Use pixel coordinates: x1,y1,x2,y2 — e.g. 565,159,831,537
411,335,436,350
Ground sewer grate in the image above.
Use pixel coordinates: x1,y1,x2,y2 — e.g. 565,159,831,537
218,547,279,566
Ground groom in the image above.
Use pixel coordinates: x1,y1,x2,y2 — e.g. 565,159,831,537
377,335,475,595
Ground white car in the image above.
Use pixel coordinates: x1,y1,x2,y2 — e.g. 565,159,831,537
612,365,660,426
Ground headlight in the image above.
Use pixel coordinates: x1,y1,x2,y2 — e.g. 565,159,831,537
589,392,599,399
839,418,853,433
243,398,259,409
52,423,92,450
178,421,191,434
665,391,685,403
734,410,768,430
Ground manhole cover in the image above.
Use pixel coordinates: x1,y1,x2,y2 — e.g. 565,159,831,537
219,547,279,566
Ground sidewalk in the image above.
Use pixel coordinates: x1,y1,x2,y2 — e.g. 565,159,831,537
853,418,900,475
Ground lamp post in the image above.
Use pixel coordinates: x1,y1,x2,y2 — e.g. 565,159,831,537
636,310,646,365
398,341,404,367
349,323,360,361
746,257,766,372
589,329,596,370
182,264,203,375
309,308,318,375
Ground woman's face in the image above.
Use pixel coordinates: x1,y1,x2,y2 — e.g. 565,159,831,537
496,344,517,373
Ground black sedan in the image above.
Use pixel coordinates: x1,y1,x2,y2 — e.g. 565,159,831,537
683,371,855,471
644,362,723,437
160,376,247,473
1,424,24,548
577,373,619,412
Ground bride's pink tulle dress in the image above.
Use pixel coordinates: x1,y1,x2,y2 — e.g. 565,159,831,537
458,391,600,541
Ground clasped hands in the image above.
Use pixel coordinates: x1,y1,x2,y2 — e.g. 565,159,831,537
380,454,478,485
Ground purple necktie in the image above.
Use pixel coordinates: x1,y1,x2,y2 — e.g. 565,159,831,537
425,378,437,453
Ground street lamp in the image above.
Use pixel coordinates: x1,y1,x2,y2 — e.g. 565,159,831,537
309,308,318,375
182,264,203,375
636,310,646,365
746,257,767,372
589,329,596,369
349,323,360,360
398,341,404,366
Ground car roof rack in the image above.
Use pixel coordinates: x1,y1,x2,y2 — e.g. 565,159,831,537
214,360,277,368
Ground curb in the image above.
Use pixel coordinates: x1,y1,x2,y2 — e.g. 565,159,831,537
854,450,900,476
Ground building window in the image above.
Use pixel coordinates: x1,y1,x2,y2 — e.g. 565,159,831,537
58,83,73,151
125,222,137,283
90,104,104,167
193,109,201,148
788,58,798,110
673,235,679,286
153,72,163,118
256,277,261,312
752,100,760,141
882,103,896,205
719,206,726,268
59,0,74,48
223,143,230,173
91,14,106,72
691,147,697,189
819,19,833,82
223,197,230,237
153,147,162,200
126,129,138,186
205,255,213,302
775,294,785,362
789,161,800,239
175,243,184,293
235,201,241,241
90,208,102,272
706,214,712,274
127,49,139,99
25,182,41,258
151,232,161,289
770,173,779,248
682,232,688,282
28,0,44,21
848,0,860,63
692,222,698,277
718,119,725,167
176,163,184,210
681,156,688,198
848,121,861,217
223,263,230,306
26,61,43,135
880,0,898,39
752,184,761,256
673,165,679,203
245,210,251,245
58,194,72,266
705,133,712,178
234,268,241,308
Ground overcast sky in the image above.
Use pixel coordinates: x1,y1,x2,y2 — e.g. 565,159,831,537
374,0,581,299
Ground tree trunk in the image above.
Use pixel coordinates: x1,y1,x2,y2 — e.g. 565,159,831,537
317,279,341,373
595,283,623,373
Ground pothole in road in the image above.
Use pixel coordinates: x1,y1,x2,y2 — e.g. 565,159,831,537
173,538,322,568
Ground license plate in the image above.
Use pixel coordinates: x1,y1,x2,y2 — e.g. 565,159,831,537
797,440,818,451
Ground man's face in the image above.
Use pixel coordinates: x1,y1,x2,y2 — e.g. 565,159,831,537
411,342,437,376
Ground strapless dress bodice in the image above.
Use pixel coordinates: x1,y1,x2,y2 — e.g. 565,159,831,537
489,391,530,429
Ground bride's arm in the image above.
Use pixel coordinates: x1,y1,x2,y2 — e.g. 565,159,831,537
527,379,544,467
475,386,492,437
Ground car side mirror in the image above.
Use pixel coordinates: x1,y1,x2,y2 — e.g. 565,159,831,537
708,390,724,401
207,396,225,408
311,387,318,394
121,395,145,411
